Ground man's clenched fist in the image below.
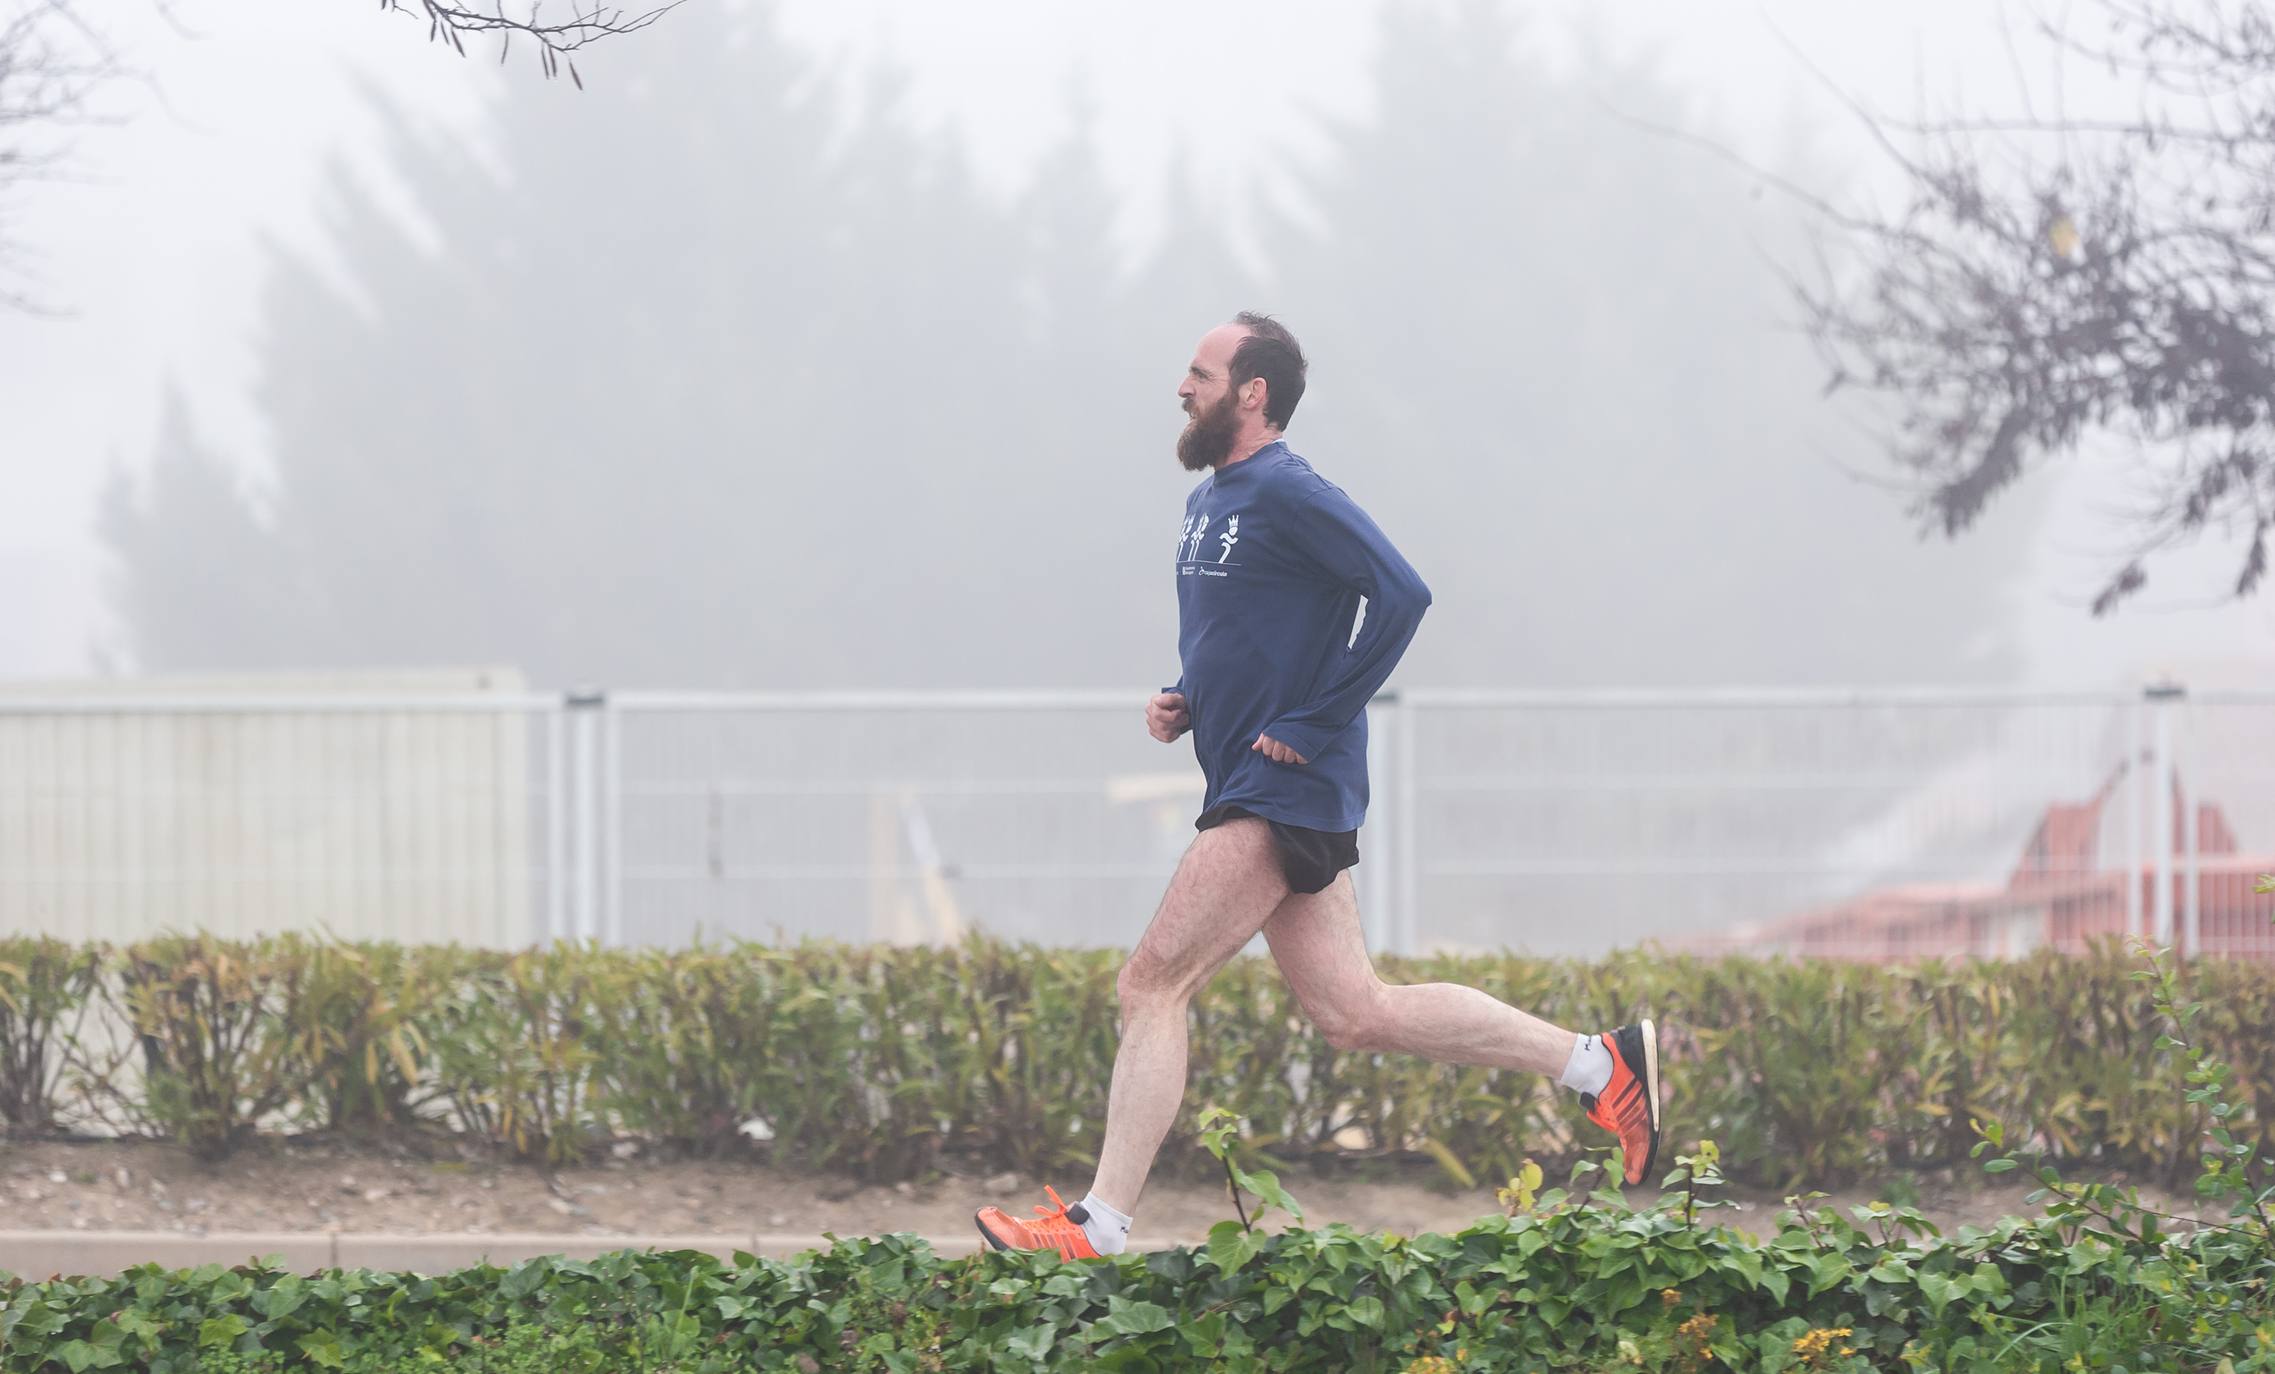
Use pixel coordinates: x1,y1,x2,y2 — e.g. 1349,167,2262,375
1251,733,1309,765
1146,691,1190,743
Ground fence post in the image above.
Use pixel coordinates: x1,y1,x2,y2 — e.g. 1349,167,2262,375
567,688,606,945
2125,696,2144,940
2146,681,2184,950
603,698,624,949
1364,692,1396,954
1395,693,1420,957
545,705,567,946
2181,695,2200,960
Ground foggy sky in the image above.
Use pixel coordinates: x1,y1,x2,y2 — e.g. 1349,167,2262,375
5,0,2274,689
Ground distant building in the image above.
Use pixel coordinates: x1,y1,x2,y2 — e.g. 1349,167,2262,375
1700,770,2275,962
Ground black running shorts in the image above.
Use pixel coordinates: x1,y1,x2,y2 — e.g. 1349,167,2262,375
1194,803,1360,896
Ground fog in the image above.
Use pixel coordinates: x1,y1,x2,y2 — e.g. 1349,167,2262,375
3,0,2270,692
2,1,2270,956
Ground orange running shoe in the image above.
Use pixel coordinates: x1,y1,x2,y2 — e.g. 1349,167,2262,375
974,1185,1101,1260
1581,1020,1662,1186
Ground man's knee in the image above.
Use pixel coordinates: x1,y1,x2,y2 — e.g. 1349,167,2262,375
1310,986,1390,1053
1116,951,1185,1016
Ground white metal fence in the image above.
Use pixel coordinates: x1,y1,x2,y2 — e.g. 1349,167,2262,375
1,685,2269,959
0,694,558,948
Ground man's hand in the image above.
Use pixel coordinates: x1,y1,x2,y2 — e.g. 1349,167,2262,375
1147,691,1191,743
1252,733,1309,765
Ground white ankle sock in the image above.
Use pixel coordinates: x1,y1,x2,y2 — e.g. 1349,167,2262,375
1076,1192,1131,1255
1559,1032,1614,1098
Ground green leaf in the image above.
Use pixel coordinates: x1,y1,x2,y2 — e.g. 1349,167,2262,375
51,1340,103,1374
298,1331,348,1370
1098,1296,1174,1336
1807,1253,1852,1296
499,1259,548,1302
1917,1271,1965,1315
1233,1165,1305,1225
1181,1311,1228,1357
1145,1248,1195,1284
1728,1249,1765,1290
1867,1257,1912,1285
1206,1220,1264,1273
254,1276,307,1322
1005,1324,1056,1361
1756,1262,1793,1305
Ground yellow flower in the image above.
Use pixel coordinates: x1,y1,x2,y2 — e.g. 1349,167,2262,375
1791,1327,1854,1366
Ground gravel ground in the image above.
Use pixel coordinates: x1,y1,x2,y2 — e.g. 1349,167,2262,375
0,1135,2203,1245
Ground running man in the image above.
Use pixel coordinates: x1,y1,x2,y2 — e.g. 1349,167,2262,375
975,313,1660,1259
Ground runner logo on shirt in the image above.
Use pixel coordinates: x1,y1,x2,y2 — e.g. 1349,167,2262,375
1182,514,1211,563
1179,510,1241,574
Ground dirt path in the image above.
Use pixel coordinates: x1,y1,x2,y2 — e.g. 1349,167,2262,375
0,1136,2201,1245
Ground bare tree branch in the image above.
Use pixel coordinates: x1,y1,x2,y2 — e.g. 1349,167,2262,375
0,0,679,312
1757,0,2275,613
0,0,122,310
379,0,685,87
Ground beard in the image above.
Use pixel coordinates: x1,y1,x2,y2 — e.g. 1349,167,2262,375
1176,389,1242,472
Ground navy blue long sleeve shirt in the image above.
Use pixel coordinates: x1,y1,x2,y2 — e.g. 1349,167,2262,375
1169,439,1431,832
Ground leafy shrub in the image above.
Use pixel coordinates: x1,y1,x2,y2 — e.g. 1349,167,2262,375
113,936,324,1160
8,894,2275,1371
3,932,2272,1186
3,1179,2270,1372
0,938,103,1133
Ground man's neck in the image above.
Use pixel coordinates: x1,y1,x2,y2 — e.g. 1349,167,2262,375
1216,429,1282,470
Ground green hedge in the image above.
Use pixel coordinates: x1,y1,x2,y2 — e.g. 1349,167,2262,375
3,1188,2271,1372
1,934,2269,1187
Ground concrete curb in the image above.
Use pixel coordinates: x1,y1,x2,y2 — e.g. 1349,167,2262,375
0,1229,1193,1278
